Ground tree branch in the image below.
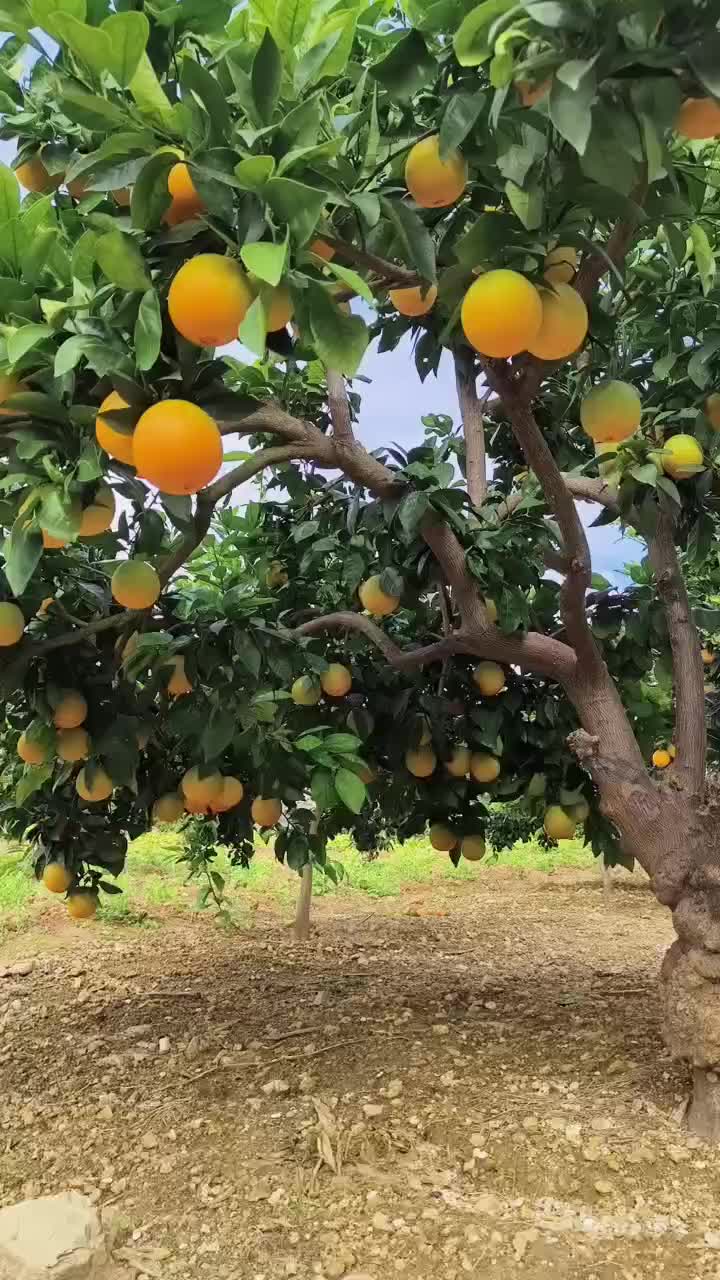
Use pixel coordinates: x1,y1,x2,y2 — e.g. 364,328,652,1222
30,609,138,656
295,612,458,670
647,510,706,793
323,237,419,289
454,347,486,505
481,360,599,670
325,369,354,444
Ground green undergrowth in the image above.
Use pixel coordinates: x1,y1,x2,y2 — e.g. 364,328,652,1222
0,828,596,935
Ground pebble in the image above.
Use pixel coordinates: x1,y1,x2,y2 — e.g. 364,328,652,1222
363,1104,384,1119
122,1025,153,1041
594,1180,614,1195
141,1132,159,1150
262,1079,290,1096
704,1231,720,1249
386,1079,403,1099
371,1212,391,1233
10,961,33,977
432,1024,449,1036
158,1037,171,1055
475,1194,501,1215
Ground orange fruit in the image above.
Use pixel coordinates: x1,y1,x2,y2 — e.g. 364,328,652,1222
111,560,161,610
469,753,500,784
445,745,470,777
702,647,714,666
676,98,720,140
80,484,115,537
18,732,48,765
429,824,457,852
168,161,202,205
580,380,641,444
15,154,61,194
526,283,588,361
67,177,88,200
358,575,400,616
43,862,72,894
320,663,352,697
261,283,294,332
0,602,25,646
543,246,578,285
389,283,438,317
168,254,254,347
461,270,543,359
152,792,185,824
210,776,244,813
181,767,223,809
96,391,135,466
653,748,671,770
310,238,335,261
53,690,87,729
462,835,486,862
405,747,436,778
265,561,289,589
67,891,97,920
706,393,720,430
76,767,113,802
472,661,505,696
112,187,132,206
167,655,193,697
251,796,282,826
291,676,322,706
0,374,27,416
405,134,467,209
133,400,223,495
42,530,67,549
544,805,576,840
57,727,90,763
661,434,704,481
517,78,552,107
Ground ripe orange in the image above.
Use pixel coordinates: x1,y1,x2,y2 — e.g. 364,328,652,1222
652,748,671,769
53,690,87,729
16,154,61,194
661,434,704,481
43,862,72,894
76,767,113,802
676,98,720,140
580,380,641,443
80,484,115,537
429,824,457,852
111,560,161,610
0,374,27,415
168,254,254,347
18,732,48,765
517,78,551,107
702,647,715,666
359,575,400,617
320,663,352,697
133,400,223,495
461,835,486,861
473,661,505,696
67,891,97,920
543,246,578,285
405,134,467,209
705,393,720,430
0,602,25,646
262,283,294,332
389,283,438,317
96,391,135,466
445,745,470,777
251,796,282,826
164,162,205,224
526,284,588,360
405,746,437,778
544,805,576,840
210,776,244,813
182,767,223,810
167,655,193,697
42,530,68,549
461,270,543,359
469,753,500,784
57,728,90,763
152,791,185,824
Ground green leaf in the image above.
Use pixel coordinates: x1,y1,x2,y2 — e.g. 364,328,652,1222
309,287,369,377
101,11,149,88
549,73,596,155
630,463,658,487
134,289,162,371
16,763,53,807
7,324,53,365
240,239,287,286
95,230,151,292
263,177,326,245
440,91,484,158
60,85,131,131
370,29,435,101
234,155,276,189
252,28,282,127
311,768,337,813
31,0,86,41
689,33,720,99
505,179,543,230
325,733,362,754
321,260,375,305
590,574,611,591
335,767,366,814
53,13,112,74
3,517,42,596
181,53,231,143
690,223,716,297
128,53,175,127
239,296,267,357
399,490,431,536
274,0,313,51
40,487,81,540
131,150,175,229
454,0,516,67
381,197,436,282
0,162,20,223
201,706,236,759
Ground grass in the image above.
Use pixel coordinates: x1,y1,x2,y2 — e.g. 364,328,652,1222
0,828,596,936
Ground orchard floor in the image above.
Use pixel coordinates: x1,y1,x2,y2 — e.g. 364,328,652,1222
2,857,720,1280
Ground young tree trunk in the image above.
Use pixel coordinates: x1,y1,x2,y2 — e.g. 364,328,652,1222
294,862,313,942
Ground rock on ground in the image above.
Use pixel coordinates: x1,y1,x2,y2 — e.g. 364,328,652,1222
0,1192,107,1279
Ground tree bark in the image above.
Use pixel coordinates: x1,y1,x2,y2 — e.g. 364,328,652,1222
294,862,313,942
454,347,486,505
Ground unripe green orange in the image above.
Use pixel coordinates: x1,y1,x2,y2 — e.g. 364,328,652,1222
461,834,486,861
0,602,25,646
526,284,588,361
543,805,576,841
461,270,543,359
580,380,641,444
429,824,457,852
405,135,467,209
292,675,322,706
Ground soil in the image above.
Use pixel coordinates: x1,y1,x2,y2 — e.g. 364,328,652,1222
2,866,720,1280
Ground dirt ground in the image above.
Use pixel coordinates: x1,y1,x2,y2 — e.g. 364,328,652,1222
2,867,720,1280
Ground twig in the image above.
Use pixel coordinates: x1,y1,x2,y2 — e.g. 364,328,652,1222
185,1035,372,1084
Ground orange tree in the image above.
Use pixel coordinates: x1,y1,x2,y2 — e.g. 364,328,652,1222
0,0,720,1131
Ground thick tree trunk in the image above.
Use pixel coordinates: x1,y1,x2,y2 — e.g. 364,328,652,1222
294,862,313,942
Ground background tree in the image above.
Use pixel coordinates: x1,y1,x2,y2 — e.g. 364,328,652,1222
0,0,720,1133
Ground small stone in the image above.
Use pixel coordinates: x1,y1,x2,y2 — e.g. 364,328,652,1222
522,1116,539,1132
0,1192,106,1276
98,1105,113,1123
513,1229,538,1261
141,1132,158,1150
432,1024,449,1036
363,1104,384,1119
10,961,33,977
386,1080,403,1099
594,1180,613,1195
185,1036,202,1060
704,1230,720,1249
158,1037,171,1055
475,1194,501,1215
668,1145,689,1164
262,1079,290,1096
121,1024,153,1041
325,1259,347,1278
371,1212,391,1233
